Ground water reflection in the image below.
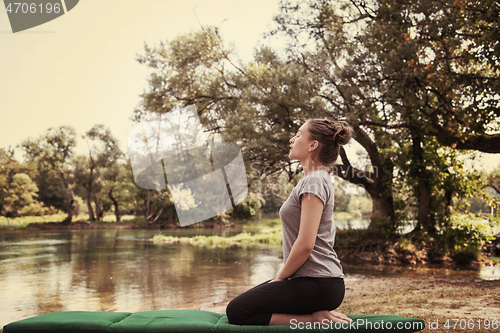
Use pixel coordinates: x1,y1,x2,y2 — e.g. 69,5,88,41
0,229,282,327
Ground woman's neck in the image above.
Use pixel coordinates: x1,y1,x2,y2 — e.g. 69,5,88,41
301,158,327,176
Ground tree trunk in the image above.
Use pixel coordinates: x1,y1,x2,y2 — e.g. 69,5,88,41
370,192,395,230
146,189,151,221
86,191,95,221
94,201,103,221
58,169,75,224
412,134,434,234
338,125,397,234
86,157,96,222
109,188,121,222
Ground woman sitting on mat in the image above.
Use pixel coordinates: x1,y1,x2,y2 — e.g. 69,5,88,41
226,118,353,326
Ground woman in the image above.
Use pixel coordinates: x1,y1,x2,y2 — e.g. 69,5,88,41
226,118,353,326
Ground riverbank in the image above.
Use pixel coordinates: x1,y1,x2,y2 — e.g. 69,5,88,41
194,275,500,333
151,223,500,268
0,214,238,230
3,215,499,268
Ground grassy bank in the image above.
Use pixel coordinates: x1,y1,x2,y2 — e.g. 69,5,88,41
3,214,497,268
0,214,145,229
152,223,283,248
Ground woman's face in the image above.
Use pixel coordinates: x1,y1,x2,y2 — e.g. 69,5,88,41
289,122,315,161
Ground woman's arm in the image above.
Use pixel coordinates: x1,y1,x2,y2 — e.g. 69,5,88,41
271,194,324,282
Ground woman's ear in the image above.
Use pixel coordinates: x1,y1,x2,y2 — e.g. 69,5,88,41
309,140,319,151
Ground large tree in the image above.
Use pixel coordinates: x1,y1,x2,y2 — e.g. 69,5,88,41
1,173,46,217
134,0,497,234
0,148,20,216
271,0,498,233
272,0,402,231
75,125,123,221
134,28,324,191
21,126,77,223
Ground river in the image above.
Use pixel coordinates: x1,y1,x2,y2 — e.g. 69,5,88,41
1,228,498,327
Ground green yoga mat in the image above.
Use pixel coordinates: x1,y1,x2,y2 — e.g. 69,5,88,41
2,310,425,333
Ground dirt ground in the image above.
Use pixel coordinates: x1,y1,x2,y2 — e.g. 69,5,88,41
196,275,500,332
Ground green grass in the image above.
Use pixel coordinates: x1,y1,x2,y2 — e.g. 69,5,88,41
91,215,146,226
0,214,69,227
241,217,281,228
152,225,283,248
0,214,143,228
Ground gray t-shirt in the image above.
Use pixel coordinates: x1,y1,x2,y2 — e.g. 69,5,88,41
279,170,344,279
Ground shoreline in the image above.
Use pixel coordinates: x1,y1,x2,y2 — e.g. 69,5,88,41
3,219,499,270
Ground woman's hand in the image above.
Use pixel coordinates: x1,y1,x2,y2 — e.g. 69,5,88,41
268,278,284,283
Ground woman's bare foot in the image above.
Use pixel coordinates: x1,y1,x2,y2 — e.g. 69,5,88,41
311,310,351,323
330,310,352,322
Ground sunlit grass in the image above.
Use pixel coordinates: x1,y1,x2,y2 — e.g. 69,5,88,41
0,214,69,227
241,217,281,228
152,225,283,248
92,215,145,225
0,214,143,228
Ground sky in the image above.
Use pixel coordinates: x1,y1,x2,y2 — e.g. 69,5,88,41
1,0,499,173
0,0,281,157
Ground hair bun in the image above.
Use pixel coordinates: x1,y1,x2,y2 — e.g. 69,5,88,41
332,121,352,146
305,118,353,166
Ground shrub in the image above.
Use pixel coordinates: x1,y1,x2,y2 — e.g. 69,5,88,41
442,213,497,263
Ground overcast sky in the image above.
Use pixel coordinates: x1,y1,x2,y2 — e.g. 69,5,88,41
1,0,499,172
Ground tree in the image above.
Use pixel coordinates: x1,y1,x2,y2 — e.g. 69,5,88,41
100,163,136,222
134,21,405,231
142,27,340,163
76,125,123,221
271,0,499,234
366,0,500,152
347,0,499,231
21,126,77,223
485,167,500,216
1,173,46,217
134,27,346,211
271,0,400,231
0,148,20,215
135,1,498,234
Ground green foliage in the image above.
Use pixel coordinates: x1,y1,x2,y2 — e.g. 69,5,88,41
33,167,68,212
74,124,124,221
73,195,87,216
231,191,266,220
0,148,20,215
394,136,484,231
21,126,77,221
152,225,283,248
442,213,498,261
1,173,47,217
346,195,373,217
484,167,500,216
0,214,66,228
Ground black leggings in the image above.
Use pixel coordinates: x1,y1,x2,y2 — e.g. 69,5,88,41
226,277,345,325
